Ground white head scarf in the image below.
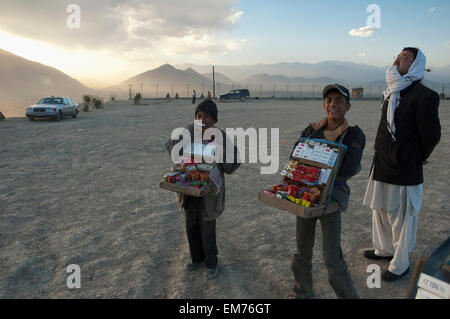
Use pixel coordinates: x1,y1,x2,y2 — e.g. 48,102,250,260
383,49,426,141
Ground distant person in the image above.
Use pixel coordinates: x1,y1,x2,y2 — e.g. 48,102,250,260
192,90,196,104
363,48,441,281
165,100,240,280
207,91,212,100
290,84,365,299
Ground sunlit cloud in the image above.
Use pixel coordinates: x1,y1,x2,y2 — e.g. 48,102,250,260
0,0,243,56
226,39,246,51
0,0,245,87
429,7,437,13
225,11,244,24
349,26,375,38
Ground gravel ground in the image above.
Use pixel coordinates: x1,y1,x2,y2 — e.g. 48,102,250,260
0,98,448,298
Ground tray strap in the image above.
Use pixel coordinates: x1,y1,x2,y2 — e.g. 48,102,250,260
322,132,347,214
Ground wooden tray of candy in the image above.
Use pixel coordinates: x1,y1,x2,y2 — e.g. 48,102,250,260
160,181,212,197
258,190,339,218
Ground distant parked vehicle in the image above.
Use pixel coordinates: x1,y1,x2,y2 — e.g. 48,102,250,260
26,96,79,121
219,89,250,101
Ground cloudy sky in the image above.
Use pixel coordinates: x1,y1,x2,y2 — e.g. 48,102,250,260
0,0,449,88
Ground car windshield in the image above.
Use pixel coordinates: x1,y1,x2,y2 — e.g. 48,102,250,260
37,98,64,105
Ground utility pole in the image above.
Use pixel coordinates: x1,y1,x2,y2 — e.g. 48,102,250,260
212,66,216,99
128,84,132,101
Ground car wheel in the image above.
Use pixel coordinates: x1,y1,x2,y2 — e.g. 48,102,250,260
28,116,35,121
55,111,62,121
72,110,78,119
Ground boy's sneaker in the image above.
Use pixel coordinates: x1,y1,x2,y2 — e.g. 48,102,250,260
204,267,218,280
186,262,202,272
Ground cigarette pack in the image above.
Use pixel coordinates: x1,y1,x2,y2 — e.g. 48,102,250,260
310,152,321,162
318,169,332,185
328,150,339,167
300,148,313,160
184,142,217,163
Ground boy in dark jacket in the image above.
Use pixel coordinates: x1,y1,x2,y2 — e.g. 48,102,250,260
290,84,366,299
166,100,240,280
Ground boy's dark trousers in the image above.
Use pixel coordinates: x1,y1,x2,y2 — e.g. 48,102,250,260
184,198,218,268
291,211,359,299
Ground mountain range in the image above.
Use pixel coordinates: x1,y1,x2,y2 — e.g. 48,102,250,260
106,64,234,98
177,61,450,87
0,49,98,117
1,48,449,117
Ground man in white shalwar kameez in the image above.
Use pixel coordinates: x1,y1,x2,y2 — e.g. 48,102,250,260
363,47,441,281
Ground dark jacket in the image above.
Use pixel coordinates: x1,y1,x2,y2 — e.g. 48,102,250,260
373,81,441,185
165,124,240,220
291,122,366,211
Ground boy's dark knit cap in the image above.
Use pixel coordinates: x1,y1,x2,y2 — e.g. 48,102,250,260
195,99,218,122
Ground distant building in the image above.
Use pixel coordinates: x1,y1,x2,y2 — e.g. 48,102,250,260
352,87,364,99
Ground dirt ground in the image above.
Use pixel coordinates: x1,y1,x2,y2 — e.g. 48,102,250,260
0,98,449,299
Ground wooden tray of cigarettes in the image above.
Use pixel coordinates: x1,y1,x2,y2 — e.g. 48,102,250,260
258,138,347,218
160,160,215,197
160,181,212,197
258,190,339,218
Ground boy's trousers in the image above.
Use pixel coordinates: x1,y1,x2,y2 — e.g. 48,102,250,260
291,211,359,298
184,198,218,268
